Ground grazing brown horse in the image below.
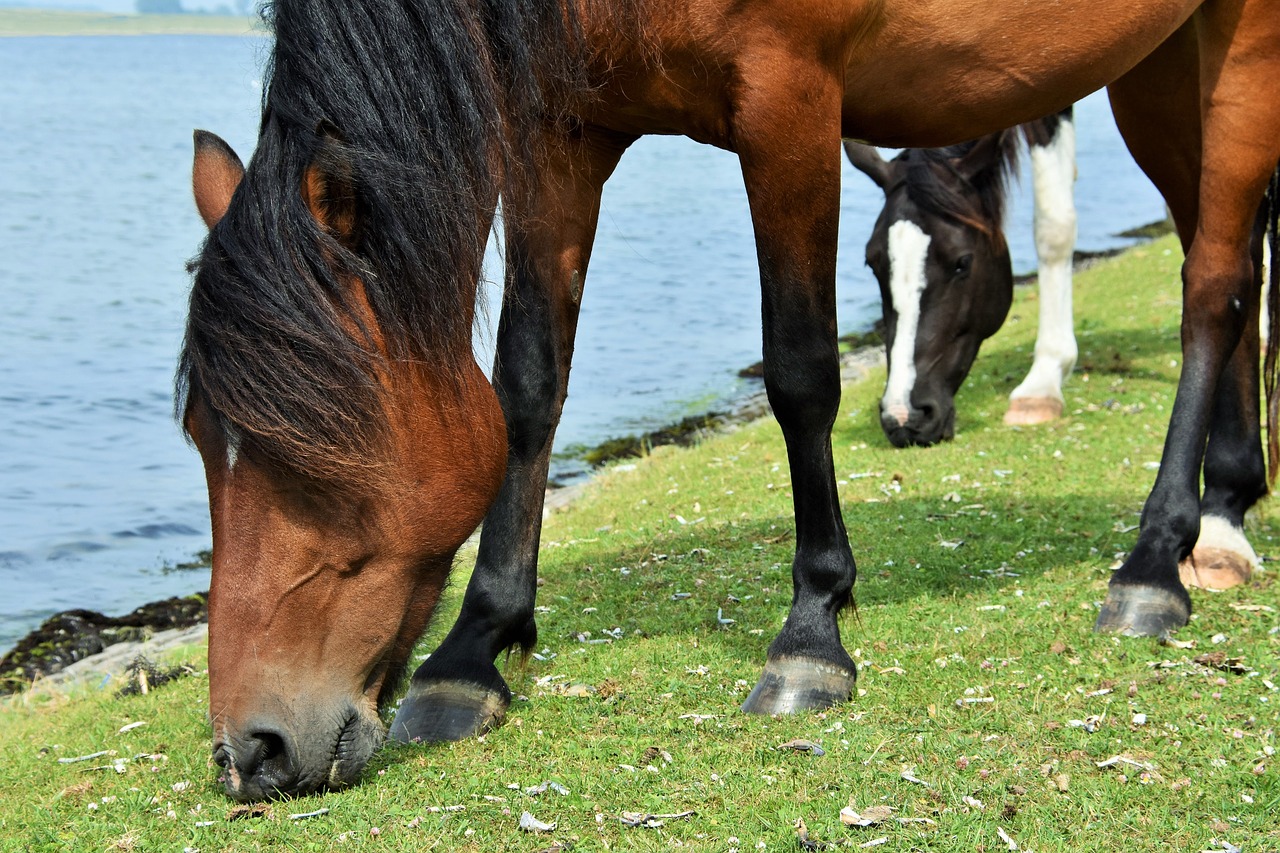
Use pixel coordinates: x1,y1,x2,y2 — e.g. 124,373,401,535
185,0,1280,801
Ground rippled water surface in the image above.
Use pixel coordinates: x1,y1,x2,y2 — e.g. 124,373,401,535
0,35,1166,649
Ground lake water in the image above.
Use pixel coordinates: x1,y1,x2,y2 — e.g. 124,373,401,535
0,35,1167,651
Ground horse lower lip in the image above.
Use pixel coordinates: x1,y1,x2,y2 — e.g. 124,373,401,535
327,711,383,789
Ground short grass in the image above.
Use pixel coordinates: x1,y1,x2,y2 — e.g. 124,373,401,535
1,234,1277,851
0,9,263,37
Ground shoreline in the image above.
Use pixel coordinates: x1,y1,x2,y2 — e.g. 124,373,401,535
2,225,1172,692
0,345,885,695
0,9,264,38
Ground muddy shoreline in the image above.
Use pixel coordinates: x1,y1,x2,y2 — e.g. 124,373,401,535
0,593,208,695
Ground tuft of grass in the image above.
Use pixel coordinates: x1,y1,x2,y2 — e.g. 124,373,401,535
2,235,1277,850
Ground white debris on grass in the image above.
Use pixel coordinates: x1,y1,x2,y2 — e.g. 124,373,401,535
518,811,556,833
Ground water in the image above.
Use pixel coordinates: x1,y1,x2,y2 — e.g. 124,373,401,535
0,36,1167,651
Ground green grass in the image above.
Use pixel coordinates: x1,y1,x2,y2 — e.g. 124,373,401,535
2,234,1277,851
0,9,263,37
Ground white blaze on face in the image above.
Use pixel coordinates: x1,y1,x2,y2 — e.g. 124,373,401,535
881,220,932,426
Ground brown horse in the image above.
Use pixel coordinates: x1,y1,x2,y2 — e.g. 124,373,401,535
186,0,1280,800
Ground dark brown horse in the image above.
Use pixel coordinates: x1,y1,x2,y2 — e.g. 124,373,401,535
185,0,1280,801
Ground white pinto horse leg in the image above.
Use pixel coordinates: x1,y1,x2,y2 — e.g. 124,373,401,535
1005,115,1078,425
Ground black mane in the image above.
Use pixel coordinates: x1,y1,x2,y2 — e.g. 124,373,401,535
899,128,1020,239
178,0,591,487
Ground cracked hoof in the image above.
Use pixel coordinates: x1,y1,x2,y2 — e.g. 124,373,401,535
1004,396,1063,426
389,680,509,744
1094,584,1190,637
1179,548,1253,590
741,656,855,715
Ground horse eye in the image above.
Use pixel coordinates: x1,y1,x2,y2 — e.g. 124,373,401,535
953,254,973,277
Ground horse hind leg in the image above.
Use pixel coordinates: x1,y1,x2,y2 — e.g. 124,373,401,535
1096,9,1280,636
390,128,634,743
1178,197,1271,591
1006,108,1078,426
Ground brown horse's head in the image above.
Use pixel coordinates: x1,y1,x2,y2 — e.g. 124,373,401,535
186,131,506,802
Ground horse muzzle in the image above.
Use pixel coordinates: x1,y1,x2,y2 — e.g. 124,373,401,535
213,706,384,802
879,397,955,447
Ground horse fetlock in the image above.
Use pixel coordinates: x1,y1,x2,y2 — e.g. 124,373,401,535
741,655,857,715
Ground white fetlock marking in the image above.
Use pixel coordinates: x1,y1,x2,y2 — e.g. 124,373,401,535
1195,515,1260,571
1011,119,1077,405
881,220,931,425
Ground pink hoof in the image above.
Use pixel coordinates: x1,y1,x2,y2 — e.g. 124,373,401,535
1004,397,1063,426
1178,548,1253,591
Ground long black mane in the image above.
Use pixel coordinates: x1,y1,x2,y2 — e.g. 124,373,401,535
899,128,1020,240
178,0,592,486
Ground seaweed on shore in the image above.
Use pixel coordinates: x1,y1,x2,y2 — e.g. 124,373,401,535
0,592,208,695
117,655,197,698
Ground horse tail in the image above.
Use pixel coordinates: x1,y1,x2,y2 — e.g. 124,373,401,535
1263,163,1280,487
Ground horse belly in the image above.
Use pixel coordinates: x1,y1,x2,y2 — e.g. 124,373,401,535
839,0,1201,147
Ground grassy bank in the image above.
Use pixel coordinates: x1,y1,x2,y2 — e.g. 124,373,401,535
2,234,1277,850
0,9,262,37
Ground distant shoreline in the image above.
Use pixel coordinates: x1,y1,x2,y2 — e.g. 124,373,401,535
0,9,265,37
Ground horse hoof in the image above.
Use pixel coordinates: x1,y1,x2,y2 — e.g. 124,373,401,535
740,656,855,715
1094,584,1190,637
1179,516,1258,590
1179,548,1253,590
389,680,510,744
1004,396,1063,426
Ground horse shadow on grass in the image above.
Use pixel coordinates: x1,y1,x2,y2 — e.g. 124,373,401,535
380,314,1201,771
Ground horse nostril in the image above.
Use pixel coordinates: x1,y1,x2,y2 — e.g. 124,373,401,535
219,727,299,800
253,727,286,758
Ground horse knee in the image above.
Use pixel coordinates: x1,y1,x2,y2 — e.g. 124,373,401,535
763,342,841,432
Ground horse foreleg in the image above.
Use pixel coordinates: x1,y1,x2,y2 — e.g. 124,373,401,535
390,128,634,742
734,67,858,714
1007,108,1078,425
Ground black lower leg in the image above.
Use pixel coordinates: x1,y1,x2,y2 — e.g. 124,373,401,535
1096,256,1251,636
741,281,858,713
390,281,563,742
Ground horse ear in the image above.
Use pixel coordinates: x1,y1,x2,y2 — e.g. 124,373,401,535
302,121,358,247
843,140,892,191
953,129,1019,183
192,130,245,229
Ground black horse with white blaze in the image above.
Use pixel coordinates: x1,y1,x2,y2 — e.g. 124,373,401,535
845,108,1079,447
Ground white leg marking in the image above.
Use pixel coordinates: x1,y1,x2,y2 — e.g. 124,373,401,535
1011,118,1078,405
881,220,932,426
1195,514,1260,572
